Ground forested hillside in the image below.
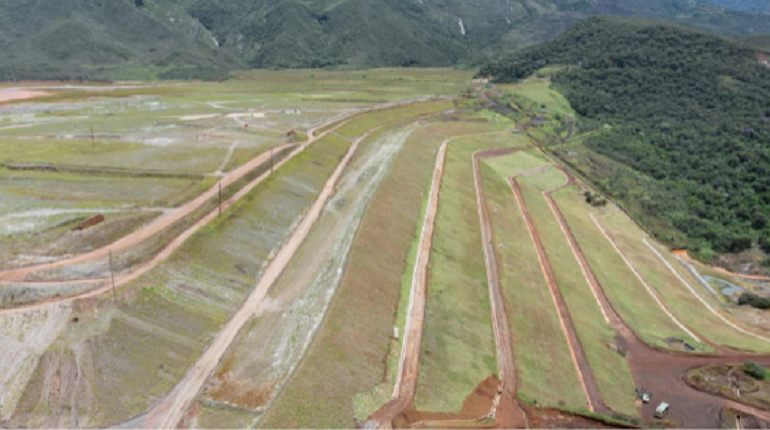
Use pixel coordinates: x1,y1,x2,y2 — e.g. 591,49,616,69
2,0,770,80
0,0,242,81
736,35,770,51
481,17,770,258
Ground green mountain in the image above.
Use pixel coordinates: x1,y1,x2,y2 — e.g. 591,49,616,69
2,0,770,80
0,0,243,81
481,17,770,258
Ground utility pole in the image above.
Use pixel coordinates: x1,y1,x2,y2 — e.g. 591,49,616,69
91,126,96,148
219,182,222,217
271,147,274,174
109,250,116,303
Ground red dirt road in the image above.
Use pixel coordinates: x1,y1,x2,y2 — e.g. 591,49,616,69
508,169,609,415
369,133,524,429
539,166,770,427
114,122,379,430
368,141,448,429
0,115,344,284
0,97,445,285
473,148,523,399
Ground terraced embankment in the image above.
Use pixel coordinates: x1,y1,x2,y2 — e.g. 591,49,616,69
479,150,589,411
509,168,608,414
410,134,510,415
541,167,770,427
595,211,770,353
0,111,355,285
119,126,371,429
261,125,447,429
193,126,422,429
1,132,352,428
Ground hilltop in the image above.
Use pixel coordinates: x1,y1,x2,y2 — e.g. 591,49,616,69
480,17,770,259
3,0,770,80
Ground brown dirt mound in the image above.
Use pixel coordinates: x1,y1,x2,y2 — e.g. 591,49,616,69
521,404,625,429
395,376,500,428
394,376,620,429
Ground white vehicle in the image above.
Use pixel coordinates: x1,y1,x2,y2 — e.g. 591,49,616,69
655,402,670,419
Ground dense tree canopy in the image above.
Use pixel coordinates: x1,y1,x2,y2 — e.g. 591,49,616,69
481,17,770,255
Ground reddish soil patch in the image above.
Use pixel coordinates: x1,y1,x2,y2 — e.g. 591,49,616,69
206,378,275,410
521,404,625,429
395,376,623,429
395,376,501,428
0,89,49,103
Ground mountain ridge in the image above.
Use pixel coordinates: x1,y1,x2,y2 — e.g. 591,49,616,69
1,0,770,80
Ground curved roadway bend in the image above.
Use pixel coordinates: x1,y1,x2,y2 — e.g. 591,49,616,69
115,123,384,430
535,165,770,427
508,168,609,415
0,97,446,285
367,141,448,429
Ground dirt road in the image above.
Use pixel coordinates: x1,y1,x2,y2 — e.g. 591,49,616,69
115,123,379,430
473,148,522,399
369,133,522,429
508,169,608,414
0,141,305,316
0,120,336,283
537,166,770,427
0,97,445,285
367,141,447,429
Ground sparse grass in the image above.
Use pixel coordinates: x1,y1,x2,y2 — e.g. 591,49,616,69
414,132,521,413
550,192,704,351
337,100,456,139
2,69,475,427
501,81,575,117
483,148,551,178
601,212,770,353
7,134,350,428
533,186,642,416
480,160,586,410
194,403,259,429
262,125,445,429
518,169,638,416
0,138,233,175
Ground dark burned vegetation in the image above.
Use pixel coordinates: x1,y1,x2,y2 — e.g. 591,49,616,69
481,17,770,259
